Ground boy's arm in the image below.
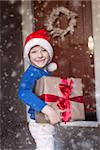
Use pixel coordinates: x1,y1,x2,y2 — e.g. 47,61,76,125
18,70,47,112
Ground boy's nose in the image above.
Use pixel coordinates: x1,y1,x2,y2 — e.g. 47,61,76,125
38,51,43,57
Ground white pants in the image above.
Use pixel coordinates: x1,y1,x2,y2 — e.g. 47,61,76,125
28,119,56,150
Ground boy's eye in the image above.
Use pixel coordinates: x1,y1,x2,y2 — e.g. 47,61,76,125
42,49,46,52
31,51,37,53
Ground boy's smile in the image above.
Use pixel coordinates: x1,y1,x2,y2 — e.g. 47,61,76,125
29,45,49,68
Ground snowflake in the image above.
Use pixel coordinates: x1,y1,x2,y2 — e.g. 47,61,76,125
9,106,14,112
8,0,16,4
15,132,21,138
11,70,17,77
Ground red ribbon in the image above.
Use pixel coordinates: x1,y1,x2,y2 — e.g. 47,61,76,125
40,94,83,103
57,79,74,123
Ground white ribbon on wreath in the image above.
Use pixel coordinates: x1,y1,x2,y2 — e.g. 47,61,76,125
44,6,78,41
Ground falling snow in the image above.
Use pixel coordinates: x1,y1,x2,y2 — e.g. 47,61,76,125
15,132,21,138
8,0,16,5
8,106,14,112
11,70,17,77
1,1,100,150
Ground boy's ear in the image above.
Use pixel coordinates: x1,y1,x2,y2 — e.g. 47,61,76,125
46,62,57,72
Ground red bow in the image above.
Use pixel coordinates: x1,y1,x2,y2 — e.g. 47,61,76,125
57,79,74,123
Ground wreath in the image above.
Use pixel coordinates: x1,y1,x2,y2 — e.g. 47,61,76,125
44,6,78,40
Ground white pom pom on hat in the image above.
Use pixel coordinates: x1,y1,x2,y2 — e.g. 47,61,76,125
24,29,57,72
46,62,57,72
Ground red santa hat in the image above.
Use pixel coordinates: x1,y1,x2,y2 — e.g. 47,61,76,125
24,29,57,72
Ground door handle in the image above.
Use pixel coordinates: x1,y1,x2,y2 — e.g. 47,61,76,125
88,36,94,57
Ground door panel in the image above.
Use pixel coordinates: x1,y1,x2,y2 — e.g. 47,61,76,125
33,0,96,120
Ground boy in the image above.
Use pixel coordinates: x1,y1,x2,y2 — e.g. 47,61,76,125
18,29,60,150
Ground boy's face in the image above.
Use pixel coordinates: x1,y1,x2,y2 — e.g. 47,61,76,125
29,45,50,68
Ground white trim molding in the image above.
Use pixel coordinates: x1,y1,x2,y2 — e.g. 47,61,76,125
60,121,98,127
92,0,100,123
21,0,34,122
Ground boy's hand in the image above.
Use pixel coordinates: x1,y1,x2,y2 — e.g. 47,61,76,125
41,105,60,125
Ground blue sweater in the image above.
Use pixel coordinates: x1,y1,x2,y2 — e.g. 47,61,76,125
18,65,49,120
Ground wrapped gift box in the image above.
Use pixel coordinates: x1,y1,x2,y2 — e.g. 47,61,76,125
34,76,85,123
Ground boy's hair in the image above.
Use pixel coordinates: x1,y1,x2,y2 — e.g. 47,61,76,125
24,29,54,64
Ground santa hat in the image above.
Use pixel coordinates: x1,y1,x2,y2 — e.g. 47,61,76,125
24,29,57,72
